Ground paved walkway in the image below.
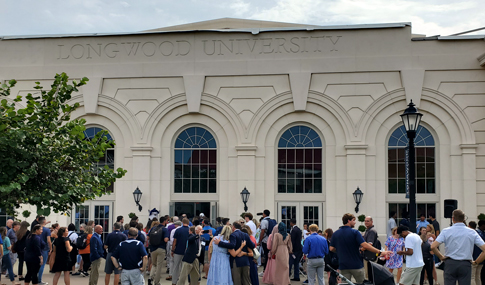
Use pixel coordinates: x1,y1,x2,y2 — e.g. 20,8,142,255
7,259,445,284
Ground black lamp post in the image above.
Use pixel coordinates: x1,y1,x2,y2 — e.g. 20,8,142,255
353,187,364,213
240,187,250,212
133,187,143,212
400,100,423,233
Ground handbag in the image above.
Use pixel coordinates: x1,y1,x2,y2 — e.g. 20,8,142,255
252,247,261,260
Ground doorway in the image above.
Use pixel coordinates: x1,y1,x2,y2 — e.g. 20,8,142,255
277,202,323,232
171,202,218,225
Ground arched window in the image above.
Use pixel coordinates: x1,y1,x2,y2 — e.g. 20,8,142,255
83,127,115,192
277,126,322,193
388,125,435,194
174,127,217,193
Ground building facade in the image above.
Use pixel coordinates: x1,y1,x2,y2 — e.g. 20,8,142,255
1,19,484,237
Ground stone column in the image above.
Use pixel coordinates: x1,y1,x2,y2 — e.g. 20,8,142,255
461,144,478,220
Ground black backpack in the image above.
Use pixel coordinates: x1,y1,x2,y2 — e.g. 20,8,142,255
149,225,164,246
76,233,88,249
265,218,277,237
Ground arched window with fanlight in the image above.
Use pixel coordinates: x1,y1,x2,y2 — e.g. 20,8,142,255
83,127,115,192
277,126,322,193
174,127,217,193
388,125,435,194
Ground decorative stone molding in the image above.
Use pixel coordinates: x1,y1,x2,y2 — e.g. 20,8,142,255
460,144,478,154
478,52,485,67
131,146,154,156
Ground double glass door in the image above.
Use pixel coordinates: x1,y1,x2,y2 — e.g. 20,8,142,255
73,201,113,241
277,202,323,232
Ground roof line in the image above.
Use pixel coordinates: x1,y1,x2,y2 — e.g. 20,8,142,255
0,22,411,40
449,26,485,36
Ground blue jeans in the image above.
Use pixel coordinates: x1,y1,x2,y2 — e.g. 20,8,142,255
38,250,49,282
2,254,15,281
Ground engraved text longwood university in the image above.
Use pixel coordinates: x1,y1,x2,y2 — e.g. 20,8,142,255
56,36,342,60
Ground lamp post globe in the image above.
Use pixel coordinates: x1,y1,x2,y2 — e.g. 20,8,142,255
400,99,423,233
353,187,363,213
240,187,250,212
133,187,143,212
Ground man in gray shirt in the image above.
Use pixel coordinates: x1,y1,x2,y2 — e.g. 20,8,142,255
387,211,397,238
432,209,485,285
363,216,378,280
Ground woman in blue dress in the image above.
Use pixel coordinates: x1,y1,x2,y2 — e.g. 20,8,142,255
207,225,246,285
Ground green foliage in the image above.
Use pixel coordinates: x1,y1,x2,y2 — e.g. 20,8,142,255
358,225,366,232
478,213,485,221
240,212,247,219
128,212,136,219
0,73,127,216
358,214,366,223
22,210,31,219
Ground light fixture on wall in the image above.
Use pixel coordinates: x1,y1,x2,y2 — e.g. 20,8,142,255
353,187,363,213
133,187,143,212
400,99,423,233
240,187,250,212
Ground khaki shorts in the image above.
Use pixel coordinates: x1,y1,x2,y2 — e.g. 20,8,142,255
340,268,365,284
400,266,423,285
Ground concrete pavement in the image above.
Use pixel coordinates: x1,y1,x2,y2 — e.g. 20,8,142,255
6,259,445,284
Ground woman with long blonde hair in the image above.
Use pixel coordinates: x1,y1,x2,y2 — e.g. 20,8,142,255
207,225,245,285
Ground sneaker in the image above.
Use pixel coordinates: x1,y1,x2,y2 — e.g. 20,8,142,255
81,271,89,277
148,278,153,285
303,280,308,284
258,271,264,277
39,282,49,285
72,271,81,276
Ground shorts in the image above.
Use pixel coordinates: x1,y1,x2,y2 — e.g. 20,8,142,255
340,268,365,284
399,266,423,285
105,252,121,274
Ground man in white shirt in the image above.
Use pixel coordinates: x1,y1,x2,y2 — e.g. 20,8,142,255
244,213,257,238
387,211,397,238
397,226,424,285
431,209,485,285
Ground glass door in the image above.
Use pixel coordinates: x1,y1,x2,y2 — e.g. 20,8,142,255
277,202,323,232
73,201,113,241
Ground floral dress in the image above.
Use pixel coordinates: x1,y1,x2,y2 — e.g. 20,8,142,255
384,236,404,269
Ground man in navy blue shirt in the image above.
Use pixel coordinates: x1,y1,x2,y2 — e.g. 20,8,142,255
37,217,51,285
148,216,169,285
176,226,202,285
123,221,146,244
303,224,328,285
90,225,105,285
111,228,148,285
171,218,190,285
104,222,127,285
215,221,255,285
330,213,389,284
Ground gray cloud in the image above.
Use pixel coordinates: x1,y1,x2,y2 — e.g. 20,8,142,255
0,0,483,36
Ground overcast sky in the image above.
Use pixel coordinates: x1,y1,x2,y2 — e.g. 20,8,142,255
0,0,483,37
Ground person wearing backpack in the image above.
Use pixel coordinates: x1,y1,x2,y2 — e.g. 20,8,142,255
66,224,79,274
104,222,126,285
78,226,93,277
148,216,169,285
257,209,276,275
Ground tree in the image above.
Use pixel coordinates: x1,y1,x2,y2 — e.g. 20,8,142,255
0,73,127,216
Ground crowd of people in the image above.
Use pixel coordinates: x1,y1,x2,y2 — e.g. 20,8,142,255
0,208,484,285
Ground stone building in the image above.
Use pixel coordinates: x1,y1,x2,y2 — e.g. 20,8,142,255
1,18,484,237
